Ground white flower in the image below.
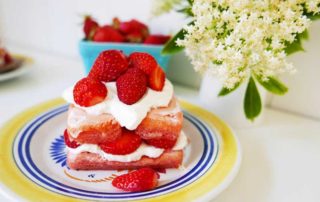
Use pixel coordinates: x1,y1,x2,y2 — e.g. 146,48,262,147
175,0,320,88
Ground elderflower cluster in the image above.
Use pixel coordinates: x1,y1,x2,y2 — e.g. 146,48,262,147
176,0,320,89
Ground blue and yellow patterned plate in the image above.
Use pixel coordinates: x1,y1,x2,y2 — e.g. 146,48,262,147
0,98,241,201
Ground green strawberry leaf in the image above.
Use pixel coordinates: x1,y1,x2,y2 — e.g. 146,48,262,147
218,82,241,96
255,75,288,95
244,77,262,121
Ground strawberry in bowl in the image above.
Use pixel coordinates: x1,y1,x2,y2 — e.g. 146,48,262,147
79,16,171,75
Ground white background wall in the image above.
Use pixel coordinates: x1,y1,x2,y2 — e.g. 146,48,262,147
0,0,319,119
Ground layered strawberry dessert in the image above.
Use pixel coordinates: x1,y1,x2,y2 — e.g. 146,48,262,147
63,50,187,171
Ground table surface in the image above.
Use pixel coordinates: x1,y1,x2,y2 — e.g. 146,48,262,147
1,46,320,202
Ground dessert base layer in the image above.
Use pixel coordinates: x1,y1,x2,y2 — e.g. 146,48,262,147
67,150,183,170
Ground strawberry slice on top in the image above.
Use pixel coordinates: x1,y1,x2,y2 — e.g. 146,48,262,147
83,16,99,40
149,65,166,91
112,168,159,192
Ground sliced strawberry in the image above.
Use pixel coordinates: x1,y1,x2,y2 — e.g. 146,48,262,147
149,66,166,91
116,68,147,105
93,25,125,42
88,50,128,82
144,35,171,45
99,129,141,155
112,168,159,192
83,16,99,40
145,137,177,149
64,129,80,148
128,52,157,75
73,77,107,107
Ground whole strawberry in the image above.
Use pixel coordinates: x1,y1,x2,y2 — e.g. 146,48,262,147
73,77,107,107
93,26,125,42
89,50,128,82
128,52,157,75
116,68,147,105
112,168,159,192
83,16,99,40
144,35,171,45
119,19,149,40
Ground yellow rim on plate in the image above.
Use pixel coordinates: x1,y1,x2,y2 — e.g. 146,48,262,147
0,98,240,201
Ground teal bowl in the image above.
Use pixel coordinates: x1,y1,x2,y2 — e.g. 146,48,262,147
79,40,171,75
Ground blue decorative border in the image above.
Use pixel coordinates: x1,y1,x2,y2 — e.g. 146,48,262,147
13,105,218,200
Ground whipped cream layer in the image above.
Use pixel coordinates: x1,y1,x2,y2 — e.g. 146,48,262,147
63,79,174,130
67,131,188,163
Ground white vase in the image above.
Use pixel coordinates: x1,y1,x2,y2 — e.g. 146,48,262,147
199,72,267,129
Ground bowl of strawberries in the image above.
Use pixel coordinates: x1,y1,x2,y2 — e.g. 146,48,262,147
79,16,171,74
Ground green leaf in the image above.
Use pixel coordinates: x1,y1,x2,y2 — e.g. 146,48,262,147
177,7,193,16
285,36,304,55
285,30,309,55
162,21,194,55
218,82,241,96
255,75,288,95
244,77,262,121
162,28,186,55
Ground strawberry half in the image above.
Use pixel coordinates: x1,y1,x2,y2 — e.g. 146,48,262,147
99,129,141,155
89,50,129,82
73,77,107,107
83,16,99,40
128,52,157,75
112,168,159,192
116,68,147,105
148,66,166,91
93,25,125,42
144,35,171,45
64,129,80,148
145,138,177,149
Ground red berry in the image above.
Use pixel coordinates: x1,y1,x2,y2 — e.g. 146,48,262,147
99,129,141,155
64,129,80,148
112,168,159,192
128,52,157,75
112,17,121,29
144,35,171,45
89,50,129,82
93,25,125,42
83,16,99,40
149,66,166,91
116,68,147,105
119,19,149,39
126,32,144,43
73,77,107,107
145,138,177,149
4,53,12,64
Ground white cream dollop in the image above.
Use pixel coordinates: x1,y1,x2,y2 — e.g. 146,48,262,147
67,131,188,162
63,79,174,130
